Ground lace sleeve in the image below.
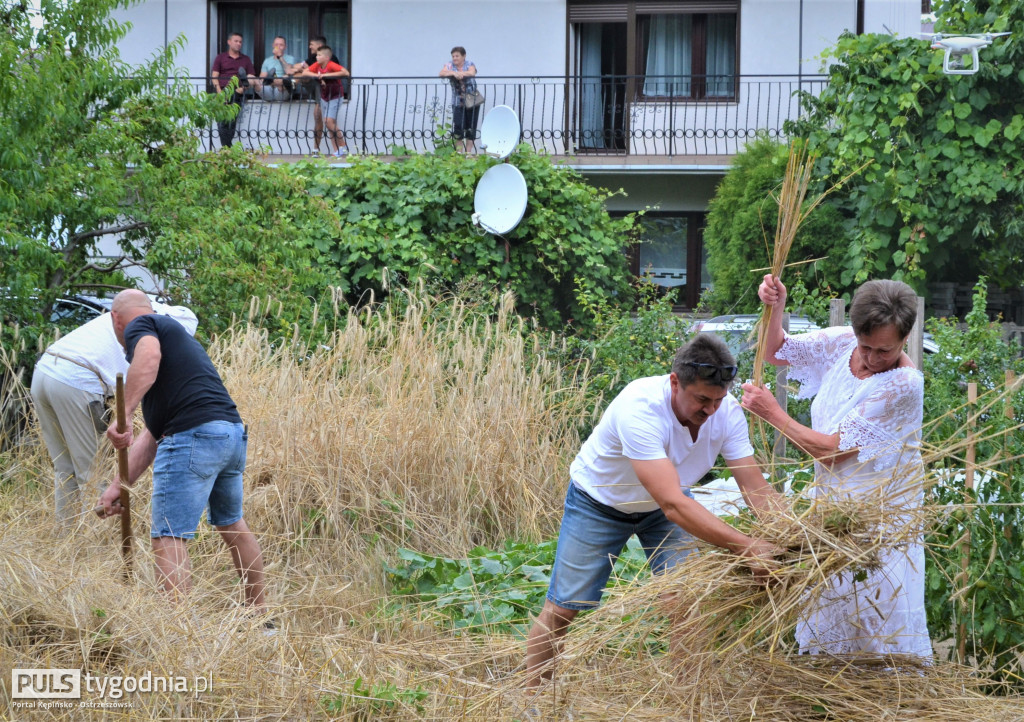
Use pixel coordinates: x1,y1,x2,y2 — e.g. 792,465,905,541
776,327,856,399
836,368,924,471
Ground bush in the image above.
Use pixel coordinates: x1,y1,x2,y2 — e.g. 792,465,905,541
924,278,1024,687
702,137,852,314
292,145,636,330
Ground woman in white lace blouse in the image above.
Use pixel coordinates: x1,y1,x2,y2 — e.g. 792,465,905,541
739,275,933,659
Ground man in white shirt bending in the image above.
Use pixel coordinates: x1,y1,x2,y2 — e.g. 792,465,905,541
524,333,781,686
30,296,197,526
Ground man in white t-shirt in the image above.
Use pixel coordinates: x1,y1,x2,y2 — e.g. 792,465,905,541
30,297,198,525
524,333,781,686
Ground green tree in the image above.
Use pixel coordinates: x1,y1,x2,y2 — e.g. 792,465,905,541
293,146,636,330
0,0,342,362
125,149,342,338
787,0,1024,290
702,137,850,313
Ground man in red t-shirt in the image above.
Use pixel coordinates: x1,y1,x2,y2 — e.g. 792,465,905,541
295,36,341,155
300,46,350,158
210,32,256,148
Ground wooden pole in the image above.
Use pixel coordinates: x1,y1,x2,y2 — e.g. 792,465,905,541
907,296,925,371
956,382,977,664
772,313,790,464
115,373,134,578
829,298,845,329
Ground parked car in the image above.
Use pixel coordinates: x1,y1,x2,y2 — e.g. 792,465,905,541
692,314,938,356
49,294,112,325
691,314,821,356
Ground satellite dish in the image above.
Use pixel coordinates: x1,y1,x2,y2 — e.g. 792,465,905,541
472,164,527,235
478,105,521,159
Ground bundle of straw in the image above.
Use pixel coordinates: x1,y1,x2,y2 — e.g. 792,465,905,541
486,485,1024,720
557,485,929,664
752,143,825,386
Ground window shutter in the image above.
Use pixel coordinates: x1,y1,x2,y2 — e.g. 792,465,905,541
635,2,738,12
568,3,628,22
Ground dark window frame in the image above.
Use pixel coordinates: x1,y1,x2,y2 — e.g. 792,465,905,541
635,12,739,102
211,1,350,72
624,210,708,309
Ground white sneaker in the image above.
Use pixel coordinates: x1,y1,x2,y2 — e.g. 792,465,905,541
334,147,348,158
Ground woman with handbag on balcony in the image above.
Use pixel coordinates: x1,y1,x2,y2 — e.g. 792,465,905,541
440,46,482,153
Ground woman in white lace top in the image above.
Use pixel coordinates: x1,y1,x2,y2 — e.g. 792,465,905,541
739,275,933,659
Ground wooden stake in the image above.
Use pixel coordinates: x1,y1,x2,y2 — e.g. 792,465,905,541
956,382,977,664
1004,370,1016,543
115,373,134,579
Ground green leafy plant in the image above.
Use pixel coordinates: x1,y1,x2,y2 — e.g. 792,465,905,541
321,678,428,719
924,279,1024,688
291,145,636,330
787,1,1024,288
702,136,852,314
384,538,648,637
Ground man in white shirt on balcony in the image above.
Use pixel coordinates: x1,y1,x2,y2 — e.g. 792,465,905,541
30,296,197,526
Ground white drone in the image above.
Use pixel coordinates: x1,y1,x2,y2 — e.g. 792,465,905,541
922,32,1011,75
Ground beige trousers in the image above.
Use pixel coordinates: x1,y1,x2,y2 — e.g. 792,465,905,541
30,371,105,524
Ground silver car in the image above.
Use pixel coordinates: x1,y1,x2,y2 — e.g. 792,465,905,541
692,314,937,355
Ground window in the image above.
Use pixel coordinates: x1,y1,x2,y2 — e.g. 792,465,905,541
214,3,349,71
570,2,739,102
631,213,708,308
641,13,737,99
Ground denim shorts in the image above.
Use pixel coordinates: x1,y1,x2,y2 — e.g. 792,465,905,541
547,482,697,610
151,420,247,539
320,96,342,120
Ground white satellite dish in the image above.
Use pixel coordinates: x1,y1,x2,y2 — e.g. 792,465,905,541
478,105,521,159
472,163,527,235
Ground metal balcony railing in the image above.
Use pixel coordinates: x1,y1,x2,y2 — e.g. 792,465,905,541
187,74,827,158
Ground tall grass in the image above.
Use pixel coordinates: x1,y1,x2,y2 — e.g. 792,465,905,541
1,287,1021,719
0,287,596,719
220,287,593,554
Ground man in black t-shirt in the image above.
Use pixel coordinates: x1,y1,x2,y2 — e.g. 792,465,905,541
99,290,267,617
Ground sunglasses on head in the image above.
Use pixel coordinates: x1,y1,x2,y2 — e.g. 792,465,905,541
684,362,738,382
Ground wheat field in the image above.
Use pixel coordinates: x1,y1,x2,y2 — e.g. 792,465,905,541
1,290,1021,720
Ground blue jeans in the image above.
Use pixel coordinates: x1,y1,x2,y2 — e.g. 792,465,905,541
546,483,697,610
151,420,247,539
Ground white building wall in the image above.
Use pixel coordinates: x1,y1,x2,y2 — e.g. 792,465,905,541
112,0,565,80
352,0,565,78
741,1,919,78
110,0,919,81
112,0,208,79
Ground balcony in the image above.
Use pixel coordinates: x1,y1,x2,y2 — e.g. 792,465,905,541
194,75,827,165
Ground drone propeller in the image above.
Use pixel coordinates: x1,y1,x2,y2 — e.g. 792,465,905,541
922,31,1012,40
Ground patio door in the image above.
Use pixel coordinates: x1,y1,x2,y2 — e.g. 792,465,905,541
574,21,628,151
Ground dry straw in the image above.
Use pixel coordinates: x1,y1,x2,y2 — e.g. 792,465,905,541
1,287,1022,719
751,144,866,386
752,143,824,386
